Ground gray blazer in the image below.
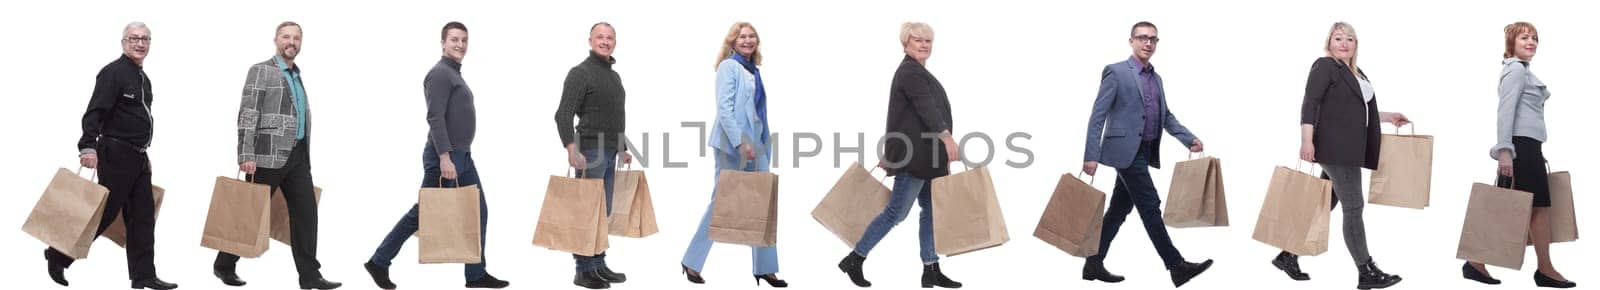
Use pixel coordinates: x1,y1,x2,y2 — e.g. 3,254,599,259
237,58,309,169
1492,57,1549,159
1083,59,1196,169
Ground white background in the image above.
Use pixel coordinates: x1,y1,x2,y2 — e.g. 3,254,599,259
1,0,1593,289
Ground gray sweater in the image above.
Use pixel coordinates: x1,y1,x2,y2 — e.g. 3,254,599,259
425,56,476,155
1493,58,1548,159
553,51,627,151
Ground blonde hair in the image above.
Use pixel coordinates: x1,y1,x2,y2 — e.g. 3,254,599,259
1323,22,1359,76
1503,22,1538,59
900,22,933,47
715,22,761,69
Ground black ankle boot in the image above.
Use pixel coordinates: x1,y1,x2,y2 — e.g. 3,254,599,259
1273,251,1310,281
1356,259,1401,289
920,263,962,288
574,271,610,289
1081,260,1124,283
837,252,871,287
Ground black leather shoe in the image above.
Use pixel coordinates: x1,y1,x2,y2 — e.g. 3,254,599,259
1272,251,1310,281
683,265,705,284
44,249,68,286
1534,271,1577,288
1082,260,1125,283
1170,259,1214,288
574,271,611,289
131,277,179,290
1461,262,1500,285
299,277,342,290
837,252,871,287
364,261,395,289
756,273,789,288
213,268,246,287
597,264,627,283
920,263,963,288
465,274,509,289
1356,259,1401,289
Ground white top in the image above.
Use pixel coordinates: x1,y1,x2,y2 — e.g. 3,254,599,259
1358,77,1374,126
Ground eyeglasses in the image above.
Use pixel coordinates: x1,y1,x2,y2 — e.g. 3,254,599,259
1132,35,1160,44
123,36,152,44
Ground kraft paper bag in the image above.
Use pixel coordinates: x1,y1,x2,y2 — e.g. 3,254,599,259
534,175,610,256
22,168,111,259
1034,173,1106,258
1252,165,1334,256
418,183,483,264
608,169,658,238
1165,156,1230,228
709,170,780,247
1458,183,1534,270
270,186,321,245
1546,171,1578,243
1369,127,1433,209
104,185,164,247
811,162,891,248
932,166,1009,256
200,176,273,258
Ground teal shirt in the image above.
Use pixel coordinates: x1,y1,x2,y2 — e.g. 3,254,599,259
274,56,308,140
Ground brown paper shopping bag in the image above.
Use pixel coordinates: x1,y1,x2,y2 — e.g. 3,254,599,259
270,186,321,245
103,185,164,247
1034,173,1107,258
812,162,891,248
608,167,658,238
1252,164,1334,256
1458,182,1534,269
709,169,780,247
932,166,1009,256
418,180,483,264
1165,154,1230,228
1544,165,1577,243
200,175,273,258
1369,125,1433,209
533,173,610,256
22,168,111,259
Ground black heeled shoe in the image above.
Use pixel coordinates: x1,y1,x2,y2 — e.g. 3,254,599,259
1534,271,1577,288
756,274,789,288
1272,251,1310,281
837,252,871,287
1461,262,1500,285
682,265,704,284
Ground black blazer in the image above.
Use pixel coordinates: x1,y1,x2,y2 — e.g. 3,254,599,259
1300,57,1381,170
883,55,954,179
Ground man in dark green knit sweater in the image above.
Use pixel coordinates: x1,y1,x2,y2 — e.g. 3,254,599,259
553,22,633,290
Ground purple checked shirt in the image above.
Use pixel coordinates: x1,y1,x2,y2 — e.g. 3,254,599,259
1130,56,1161,141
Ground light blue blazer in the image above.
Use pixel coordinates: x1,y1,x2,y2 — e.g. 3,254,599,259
1083,59,1196,169
708,58,770,159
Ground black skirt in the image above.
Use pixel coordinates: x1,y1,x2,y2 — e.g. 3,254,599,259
1496,136,1550,208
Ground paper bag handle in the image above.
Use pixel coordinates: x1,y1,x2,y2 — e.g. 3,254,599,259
76,166,99,182
235,170,256,183
1075,171,1096,185
1188,151,1207,160
1295,160,1322,176
1386,122,1417,135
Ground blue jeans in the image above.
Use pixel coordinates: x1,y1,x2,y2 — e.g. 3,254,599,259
681,150,780,275
1090,142,1185,269
369,149,490,281
853,171,938,264
574,149,618,272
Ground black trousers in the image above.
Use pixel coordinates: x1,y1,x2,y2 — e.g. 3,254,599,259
215,139,323,280
46,140,158,281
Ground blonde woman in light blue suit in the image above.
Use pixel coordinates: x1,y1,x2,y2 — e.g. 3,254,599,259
679,22,786,288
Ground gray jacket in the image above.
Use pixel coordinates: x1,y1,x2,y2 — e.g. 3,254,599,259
1492,58,1548,159
237,57,309,169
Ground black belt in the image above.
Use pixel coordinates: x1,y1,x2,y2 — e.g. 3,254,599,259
100,136,149,153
